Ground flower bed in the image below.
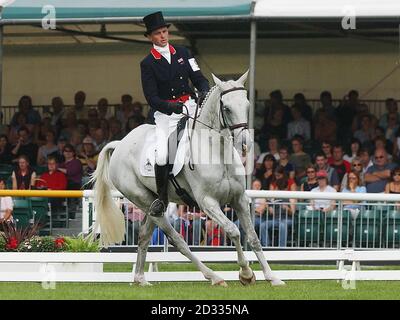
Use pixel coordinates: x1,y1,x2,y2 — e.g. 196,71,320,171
0,223,100,253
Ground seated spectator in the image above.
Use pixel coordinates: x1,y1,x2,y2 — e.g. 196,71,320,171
60,111,78,142
343,138,361,163
289,135,311,181
384,167,400,194
68,130,84,156
267,166,296,247
58,144,83,219
374,134,393,159
359,147,373,174
49,137,67,164
385,112,399,142
256,135,280,168
314,152,340,190
125,114,145,134
314,109,337,144
36,130,58,167
287,105,311,141
248,179,268,247
320,140,334,162
93,127,108,152
354,114,376,146
87,108,99,126
310,170,337,213
315,90,336,121
97,98,113,120
36,156,67,213
109,118,124,141
301,164,319,191
341,157,365,190
292,92,313,123
336,90,359,144
125,203,145,245
255,154,277,190
116,94,134,133
261,108,287,141
11,155,36,190
0,178,13,225
341,170,366,217
73,91,88,120
78,136,99,188
265,89,292,124
11,127,38,166
177,205,205,246
8,112,31,145
10,95,41,129
0,134,13,165
379,98,399,130
365,148,396,193
49,96,65,133
328,144,351,183
278,146,295,179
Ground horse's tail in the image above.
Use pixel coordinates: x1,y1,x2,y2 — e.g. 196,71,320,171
89,141,125,247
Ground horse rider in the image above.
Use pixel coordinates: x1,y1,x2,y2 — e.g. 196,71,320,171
140,11,210,216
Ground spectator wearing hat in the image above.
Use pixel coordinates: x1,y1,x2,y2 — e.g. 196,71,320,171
314,152,340,190
310,170,337,213
78,136,99,188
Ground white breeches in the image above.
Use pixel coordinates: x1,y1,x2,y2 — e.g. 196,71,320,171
154,98,197,166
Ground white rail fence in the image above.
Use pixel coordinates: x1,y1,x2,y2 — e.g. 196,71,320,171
1,250,400,282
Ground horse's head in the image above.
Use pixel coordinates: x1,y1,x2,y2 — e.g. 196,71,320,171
211,71,253,157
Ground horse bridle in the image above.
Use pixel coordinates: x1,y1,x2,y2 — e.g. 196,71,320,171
219,87,249,131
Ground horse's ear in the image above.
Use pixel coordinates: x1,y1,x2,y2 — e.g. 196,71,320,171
212,73,223,88
237,70,249,86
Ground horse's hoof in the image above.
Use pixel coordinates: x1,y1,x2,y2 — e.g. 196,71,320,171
213,280,228,287
270,278,286,287
239,271,256,286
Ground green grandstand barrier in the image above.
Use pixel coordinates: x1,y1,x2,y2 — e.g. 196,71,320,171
296,209,323,246
12,198,33,229
323,209,351,247
354,209,381,248
384,210,400,248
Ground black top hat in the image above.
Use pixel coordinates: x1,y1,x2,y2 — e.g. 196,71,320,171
143,11,170,36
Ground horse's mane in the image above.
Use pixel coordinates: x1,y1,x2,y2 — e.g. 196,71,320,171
200,85,218,109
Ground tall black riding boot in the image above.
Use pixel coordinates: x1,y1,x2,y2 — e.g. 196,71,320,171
149,164,169,216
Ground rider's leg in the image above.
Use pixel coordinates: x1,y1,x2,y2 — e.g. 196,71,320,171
150,113,170,216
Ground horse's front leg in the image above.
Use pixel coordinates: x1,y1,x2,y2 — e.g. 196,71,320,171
200,196,254,285
232,195,286,286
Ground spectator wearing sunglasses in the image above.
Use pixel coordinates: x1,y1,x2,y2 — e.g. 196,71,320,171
340,157,365,191
301,164,319,192
365,148,396,193
341,170,366,218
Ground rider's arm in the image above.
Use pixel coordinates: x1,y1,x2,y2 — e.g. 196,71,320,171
140,60,174,115
184,48,210,94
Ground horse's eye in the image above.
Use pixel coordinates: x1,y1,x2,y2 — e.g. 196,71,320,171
223,106,230,112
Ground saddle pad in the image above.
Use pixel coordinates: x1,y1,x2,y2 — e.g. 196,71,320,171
140,124,189,177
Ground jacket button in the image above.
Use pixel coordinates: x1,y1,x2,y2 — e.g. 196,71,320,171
173,95,176,99
180,77,183,79
171,88,174,91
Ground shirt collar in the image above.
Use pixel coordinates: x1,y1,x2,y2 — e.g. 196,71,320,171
150,44,176,60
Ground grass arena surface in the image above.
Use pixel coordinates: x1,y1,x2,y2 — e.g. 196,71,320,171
1,263,400,300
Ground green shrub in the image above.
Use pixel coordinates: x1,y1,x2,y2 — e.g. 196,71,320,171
64,236,100,252
0,234,6,252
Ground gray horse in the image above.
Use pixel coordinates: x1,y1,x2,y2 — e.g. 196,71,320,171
91,71,285,287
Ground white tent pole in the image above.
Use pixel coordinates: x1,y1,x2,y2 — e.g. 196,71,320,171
247,2,257,189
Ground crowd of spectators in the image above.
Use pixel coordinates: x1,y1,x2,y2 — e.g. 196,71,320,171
2,88,400,247
0,91,146,221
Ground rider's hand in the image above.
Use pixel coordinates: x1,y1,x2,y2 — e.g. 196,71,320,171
168,102,184,114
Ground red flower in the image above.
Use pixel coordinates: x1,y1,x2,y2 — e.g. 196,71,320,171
6,237,18,250
54,237,65,248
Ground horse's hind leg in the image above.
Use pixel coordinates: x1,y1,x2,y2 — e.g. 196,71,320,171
134,215,156,286
149,214,227,286
232,195,285,286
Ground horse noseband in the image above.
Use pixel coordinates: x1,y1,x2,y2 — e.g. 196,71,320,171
219,87,249,131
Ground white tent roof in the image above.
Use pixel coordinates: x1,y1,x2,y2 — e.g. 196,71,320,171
254,0,400,18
